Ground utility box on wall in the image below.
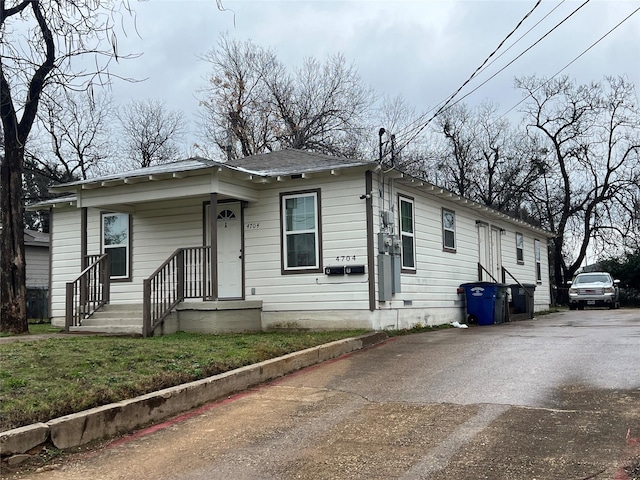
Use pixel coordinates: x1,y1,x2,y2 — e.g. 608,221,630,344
378,254,392,302
378,233,393,254
378,233,402,301
377,232,402,299
391,237,402,294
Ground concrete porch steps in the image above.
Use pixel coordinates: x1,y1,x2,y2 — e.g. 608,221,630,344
70,304,144,336
68,300,265,336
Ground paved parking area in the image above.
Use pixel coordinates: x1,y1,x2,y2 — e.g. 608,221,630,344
7,309,640,480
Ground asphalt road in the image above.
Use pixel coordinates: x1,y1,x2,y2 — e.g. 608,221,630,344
11,309,640,480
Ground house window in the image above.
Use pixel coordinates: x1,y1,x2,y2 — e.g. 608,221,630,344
516,232,524,264
442,208,456,252
281,190,322,273
102,213,130,279
399,195,416,271
534,239,542,283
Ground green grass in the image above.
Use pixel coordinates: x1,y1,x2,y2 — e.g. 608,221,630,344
0,321,63,337
0,329,368,432
28,322,64,335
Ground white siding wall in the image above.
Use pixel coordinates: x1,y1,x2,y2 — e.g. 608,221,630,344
499,231,551,311
377,182,479,326
88,198,207,304
373,179,552,328
50,208,83,324
25,246,49,288
244,176,370,316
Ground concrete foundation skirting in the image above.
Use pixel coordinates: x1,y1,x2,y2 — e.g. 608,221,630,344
0,332,387,458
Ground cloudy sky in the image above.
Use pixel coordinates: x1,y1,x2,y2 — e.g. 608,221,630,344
108,0,640,150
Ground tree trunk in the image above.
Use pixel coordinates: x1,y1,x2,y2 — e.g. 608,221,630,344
551,237,568,306
1,145,28,334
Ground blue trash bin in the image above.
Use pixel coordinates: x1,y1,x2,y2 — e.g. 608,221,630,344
460,282,508,325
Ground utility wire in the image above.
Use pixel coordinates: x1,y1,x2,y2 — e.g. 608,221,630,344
400,0,593,144
391,0,544,142
498,6,640,119
395,0,601,155
463,0,568,93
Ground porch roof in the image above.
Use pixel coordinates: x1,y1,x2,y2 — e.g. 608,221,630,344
48,157,222,193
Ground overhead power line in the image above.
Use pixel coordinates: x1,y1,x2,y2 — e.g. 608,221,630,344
395,0,595,155
391,0,544,143
394,0,615,156
498,6,640,119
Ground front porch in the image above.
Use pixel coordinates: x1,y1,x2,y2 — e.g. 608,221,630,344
65,247,261,336
68,300,263,336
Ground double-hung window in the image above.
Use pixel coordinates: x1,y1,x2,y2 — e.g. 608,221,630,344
399,195,416,271
281,190,322,273
102,212,130,280
516,232,524,264
534,239,542,282
442,208,456,252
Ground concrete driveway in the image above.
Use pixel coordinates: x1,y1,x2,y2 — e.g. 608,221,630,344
9,309,640,480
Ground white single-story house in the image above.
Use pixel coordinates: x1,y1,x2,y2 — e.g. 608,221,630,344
31,149,553,335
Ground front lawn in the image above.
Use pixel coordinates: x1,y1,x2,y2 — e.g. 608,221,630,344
0,330,368,431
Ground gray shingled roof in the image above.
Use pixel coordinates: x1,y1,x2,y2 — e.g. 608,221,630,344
24,229,49,247
49,150,374,192
52,157,220,190
226,149,373,175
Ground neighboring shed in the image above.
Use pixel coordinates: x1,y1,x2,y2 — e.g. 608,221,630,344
0,228,50,319
24,229,50,289
32,149,553,335
25,229,50,320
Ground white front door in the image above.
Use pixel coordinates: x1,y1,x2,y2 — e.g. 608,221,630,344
477,223,489,279
213,203,243,299
490,227,502,282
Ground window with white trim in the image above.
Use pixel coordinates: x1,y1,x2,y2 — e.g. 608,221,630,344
516,232,524,264
102,213,130,279
442,208,456,252
534,239,542,282
281,190,321,272
399,196,416,270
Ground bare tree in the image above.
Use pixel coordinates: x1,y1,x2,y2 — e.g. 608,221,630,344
1,0,133,333
34,89,114,180
517,75,640,292
270,54,372,157
197,34,279,159
430,104,480,198
117,98,186,168
198,34,373,160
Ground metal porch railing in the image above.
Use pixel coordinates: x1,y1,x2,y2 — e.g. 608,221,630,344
65,254,110,331
143,246,211,337
477,262,499,283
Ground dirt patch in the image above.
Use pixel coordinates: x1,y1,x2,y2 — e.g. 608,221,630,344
424,386,640,480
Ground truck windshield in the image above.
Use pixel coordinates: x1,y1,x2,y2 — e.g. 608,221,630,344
575,274,609,284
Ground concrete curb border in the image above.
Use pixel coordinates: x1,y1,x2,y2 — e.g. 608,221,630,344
0,332,388,459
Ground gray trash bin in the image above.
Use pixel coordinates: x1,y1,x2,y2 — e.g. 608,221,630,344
509,284,536,319
494,284,509,324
